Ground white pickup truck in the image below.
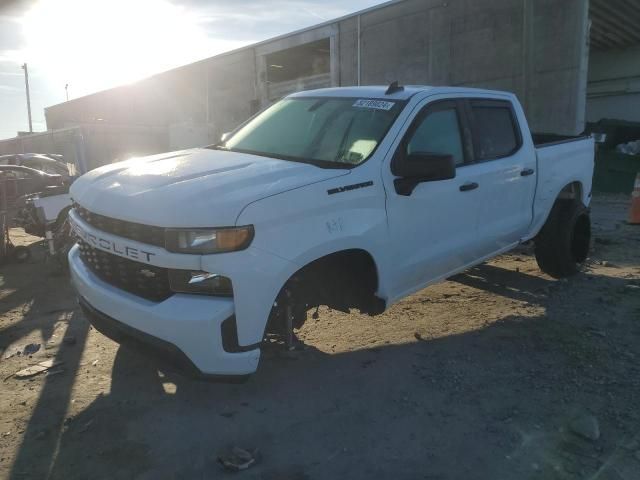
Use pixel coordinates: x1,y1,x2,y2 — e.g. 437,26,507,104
68,85,594,379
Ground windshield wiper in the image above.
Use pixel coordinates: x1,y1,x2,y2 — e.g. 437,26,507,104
205,144,228,151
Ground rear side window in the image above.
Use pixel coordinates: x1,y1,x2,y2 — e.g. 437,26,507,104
471,102,520,160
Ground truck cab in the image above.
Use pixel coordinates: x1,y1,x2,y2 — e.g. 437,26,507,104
68,85,594,379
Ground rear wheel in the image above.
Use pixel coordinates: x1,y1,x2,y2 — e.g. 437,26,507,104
534,199,591,278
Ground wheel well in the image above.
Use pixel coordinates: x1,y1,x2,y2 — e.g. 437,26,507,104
532,181,585,243
557,181,583,201
266,249,384,333
289,248,380,310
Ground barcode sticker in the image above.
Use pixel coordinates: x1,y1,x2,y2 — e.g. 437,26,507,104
352,99,396,110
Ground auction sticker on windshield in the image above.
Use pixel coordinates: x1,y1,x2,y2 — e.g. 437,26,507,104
352,99,396,110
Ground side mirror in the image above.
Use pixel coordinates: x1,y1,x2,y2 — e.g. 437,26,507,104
392,152,456,196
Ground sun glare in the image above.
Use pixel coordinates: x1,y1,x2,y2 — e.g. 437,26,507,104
19,0,242,97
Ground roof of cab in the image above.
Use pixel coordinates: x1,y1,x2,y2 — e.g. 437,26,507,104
289,85,514,101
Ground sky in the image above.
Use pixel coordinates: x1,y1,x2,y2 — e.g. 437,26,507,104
0,0,384,140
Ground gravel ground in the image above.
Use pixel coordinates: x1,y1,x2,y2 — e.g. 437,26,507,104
1,194,639,480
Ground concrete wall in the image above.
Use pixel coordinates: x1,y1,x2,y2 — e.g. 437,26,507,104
338,0,589,134
586,45,640,123
206,48,257,137
45,62,207,130
43,0,591,159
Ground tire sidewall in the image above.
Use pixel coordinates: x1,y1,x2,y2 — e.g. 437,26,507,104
535,200,591,278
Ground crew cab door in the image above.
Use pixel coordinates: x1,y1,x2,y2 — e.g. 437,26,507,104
464,99,536,255
382,97,481,300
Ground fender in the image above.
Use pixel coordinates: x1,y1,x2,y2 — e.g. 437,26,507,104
237,164,392,288
524,180,586,242
231,170,391,345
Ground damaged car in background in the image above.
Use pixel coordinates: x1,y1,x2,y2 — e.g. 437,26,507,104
1,159,74,265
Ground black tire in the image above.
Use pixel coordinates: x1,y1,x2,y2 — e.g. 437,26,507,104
534,199,591,278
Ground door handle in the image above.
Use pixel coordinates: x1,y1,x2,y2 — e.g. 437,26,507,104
520,168,535,176
459,182,479,192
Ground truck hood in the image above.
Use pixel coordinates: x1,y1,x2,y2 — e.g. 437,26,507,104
70,148,349,227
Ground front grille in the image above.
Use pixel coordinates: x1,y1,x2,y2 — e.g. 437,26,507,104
74,203,165,248
78,240,172,302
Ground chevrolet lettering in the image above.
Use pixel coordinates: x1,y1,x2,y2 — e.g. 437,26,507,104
70,216,155,263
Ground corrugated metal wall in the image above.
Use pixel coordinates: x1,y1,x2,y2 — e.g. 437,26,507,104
0,124,168,173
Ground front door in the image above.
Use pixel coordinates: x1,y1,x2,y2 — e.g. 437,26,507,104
382,98,482,301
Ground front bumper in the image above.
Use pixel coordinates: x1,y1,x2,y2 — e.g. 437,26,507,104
78,297,250,381
69,245,261,377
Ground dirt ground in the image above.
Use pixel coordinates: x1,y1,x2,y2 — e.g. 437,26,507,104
1,194,639,480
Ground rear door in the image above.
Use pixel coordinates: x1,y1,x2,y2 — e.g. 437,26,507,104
465,99,536,255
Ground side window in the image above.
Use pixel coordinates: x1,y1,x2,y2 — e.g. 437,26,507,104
471,103,519,160
41,164,58,174
406,108,465,165
24,160,42,171
4,169,30,179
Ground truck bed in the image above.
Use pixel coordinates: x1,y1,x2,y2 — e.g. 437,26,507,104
527,135,595,240
532,133,590,148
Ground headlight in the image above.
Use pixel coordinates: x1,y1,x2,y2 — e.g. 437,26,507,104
168,270,233,296
165,226,254,254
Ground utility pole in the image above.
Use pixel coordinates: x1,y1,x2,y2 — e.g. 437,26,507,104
65,83,69,101
21,63,33,133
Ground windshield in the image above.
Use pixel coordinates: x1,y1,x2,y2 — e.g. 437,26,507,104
216,97,404,168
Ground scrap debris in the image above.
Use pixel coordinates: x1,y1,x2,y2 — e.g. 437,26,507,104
217,446,260,472
2,343,41,360
23,343,41,355
13,360,63,379
569,414,601,441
